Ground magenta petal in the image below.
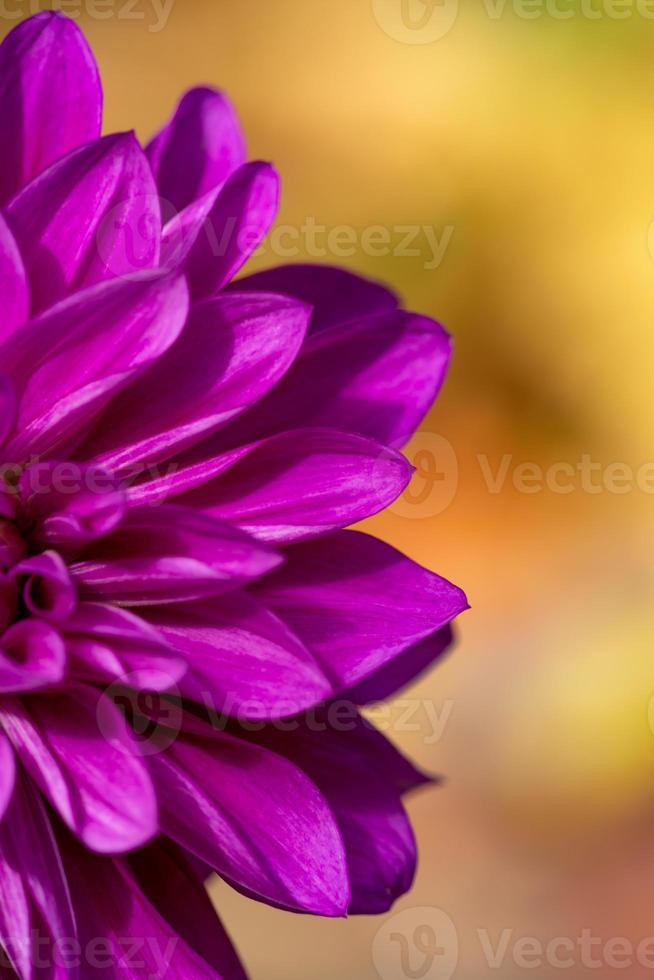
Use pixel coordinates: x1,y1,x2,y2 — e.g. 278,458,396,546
0,215,28,342
11,552,76,624
7,132,161,312
0,733,15,821
256,712,425,914
72,506,281,605
150,725,351,916
63,602,186,690
147,87,246,211
160,186,221,271
0,12,102,206
176,428,413,543
142,592,331,719
0,271,189,460
0,773,78,979
58,835,226,979
253,530,468,690
81,291,310,472
130,841,248,980
0,621,66,693
347,625,455,704
234,263,398,333
0,814,30,979
0,685,158,853
0,375,17,448
216,309,452,448
186,161,280,297
20,461,127,551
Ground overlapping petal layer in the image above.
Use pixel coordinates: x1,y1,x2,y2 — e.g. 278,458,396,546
0,12,467,980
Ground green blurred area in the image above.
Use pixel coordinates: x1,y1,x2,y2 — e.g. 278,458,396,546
3,1,654,976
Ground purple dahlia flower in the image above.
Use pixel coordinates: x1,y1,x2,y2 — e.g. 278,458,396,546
0,11,468,979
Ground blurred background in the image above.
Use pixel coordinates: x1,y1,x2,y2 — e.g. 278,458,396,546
4,1,654,976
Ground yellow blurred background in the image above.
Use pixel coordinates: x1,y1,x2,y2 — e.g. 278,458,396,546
4,1,654,976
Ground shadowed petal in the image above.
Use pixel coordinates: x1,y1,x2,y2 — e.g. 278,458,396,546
213,309,452,448
0,733,15,822
59,835,228,979
0,772,78,979
150,723,351,916
19,461,126,553
0,215,28,342
253,530,468,691
234,263,398,333
11,552,77,624
0,375,16,448
346,626,455,704
130,841,248,979
255,710,429,914
0,12,102,205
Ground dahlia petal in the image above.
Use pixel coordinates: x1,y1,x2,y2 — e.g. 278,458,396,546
130,841,247,980
0,216,28,342
346,625,454,704
20,462,127,552
81,292,310,471
0,773,77,978
1,271,189,460
0,685,158,853
72,506,281,605
257,712,424,914
142,592,330,719
147,87,246,211
150,726,350,916
176,428,413,543
215,309,452,447
253,530,468,690
0,621,66,693
159,186,221,270
0,734,15,821
59,837,223,980
126,441,246,506
10,552,76,624
63,602,186,690
0,12,102,206
6,132,160,313
0,375,17,448
186,161,280,298
0,835,30,979
234,263,398,333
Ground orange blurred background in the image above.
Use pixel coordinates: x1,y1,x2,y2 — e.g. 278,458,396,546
4,1,654,976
